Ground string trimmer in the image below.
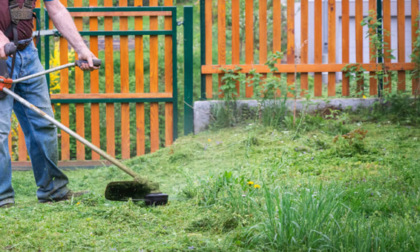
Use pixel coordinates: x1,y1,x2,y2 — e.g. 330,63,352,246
0,43,168,205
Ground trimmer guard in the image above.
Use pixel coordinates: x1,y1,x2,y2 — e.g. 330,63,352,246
105,181,168,205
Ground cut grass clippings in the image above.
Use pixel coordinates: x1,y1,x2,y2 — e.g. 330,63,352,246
1,122,419,251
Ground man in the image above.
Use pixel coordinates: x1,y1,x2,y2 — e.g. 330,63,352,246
0,0,98,208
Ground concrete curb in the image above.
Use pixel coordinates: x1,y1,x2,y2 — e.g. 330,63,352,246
194,98,378,134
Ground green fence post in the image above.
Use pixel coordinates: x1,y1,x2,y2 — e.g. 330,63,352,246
172,7,178,140
200,0,206,100
184,6,194,135
34,8,41,59
377,0,383,97
44,11,51,88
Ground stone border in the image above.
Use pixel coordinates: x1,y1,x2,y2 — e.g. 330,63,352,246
194,98,378,134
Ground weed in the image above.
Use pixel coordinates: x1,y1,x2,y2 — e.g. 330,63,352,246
342,10,395,97
410,15,420,96
333,128,369,156
361,10,395,94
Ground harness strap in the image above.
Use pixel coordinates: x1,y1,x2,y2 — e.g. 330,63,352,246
7,0,37,77
10,24,18,77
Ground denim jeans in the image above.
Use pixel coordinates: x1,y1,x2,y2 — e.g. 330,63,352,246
0,43,69,207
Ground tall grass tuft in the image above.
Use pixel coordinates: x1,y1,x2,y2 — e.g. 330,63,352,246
184,170,420,251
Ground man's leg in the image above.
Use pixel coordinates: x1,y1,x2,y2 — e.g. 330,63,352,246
11,44,69,202
0,91,15,207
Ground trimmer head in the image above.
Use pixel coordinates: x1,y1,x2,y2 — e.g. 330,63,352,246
105,181,168,205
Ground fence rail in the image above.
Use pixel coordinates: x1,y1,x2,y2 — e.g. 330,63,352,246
200,0,420,99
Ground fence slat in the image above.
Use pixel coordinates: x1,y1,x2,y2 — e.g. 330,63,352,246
205,0,213,98
342,0,350,96
164,0,173,147
328,0,336,96
287,0,295,96
383,0,391,92
120,0,130,159
59,0,70,160
74,0,85,160
8,132,11,158
89,0,100,160
232,0,240,94
397,0,406,91
18,127,26,161
314,0,322,97
259,0,267,64
105,0,115,157
259,0,267,95
134,0,145,156
273,0,282,96
369,0,377,96
245,0,254,97
356,0,364,94
413,0,420,95
218,0,226,98
300,0,308,96
150,0,159,153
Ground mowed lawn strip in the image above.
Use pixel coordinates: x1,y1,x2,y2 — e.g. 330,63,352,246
1,122,419,251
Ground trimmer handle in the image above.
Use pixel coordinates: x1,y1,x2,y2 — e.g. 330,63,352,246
75,59,102,68
4,43,17,56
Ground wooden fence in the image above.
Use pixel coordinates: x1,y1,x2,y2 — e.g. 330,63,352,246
10,0,177,167
200,0,419,99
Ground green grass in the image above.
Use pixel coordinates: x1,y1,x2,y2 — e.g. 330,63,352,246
1,120,420,250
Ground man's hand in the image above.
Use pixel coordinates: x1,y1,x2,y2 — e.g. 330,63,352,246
0,32,11,60
77,48,99,71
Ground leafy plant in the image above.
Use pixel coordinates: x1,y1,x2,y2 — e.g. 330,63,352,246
342,63,368,97
410,15,420,96
333,128,369,156
342,10,395,97
361,10,395,94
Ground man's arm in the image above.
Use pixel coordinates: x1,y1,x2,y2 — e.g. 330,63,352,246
0,32,11,59
45,0,97,70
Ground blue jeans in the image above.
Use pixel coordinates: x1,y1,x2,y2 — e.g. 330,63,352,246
0,43,69,206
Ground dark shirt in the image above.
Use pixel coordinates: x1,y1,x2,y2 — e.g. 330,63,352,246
0,0,37,40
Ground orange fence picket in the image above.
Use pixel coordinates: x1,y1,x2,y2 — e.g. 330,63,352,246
135,0,145,156
59,0,70,161
232,0,240,95
383,0,391,91
355,0,364,94
287,0,295,96
413,0,420,95
342,0,350,96
74,0,84,160
273,0,282,96
300,0,308,96
328,0,336,96
89,0,100,160
245,0,254,98
164,0,174,147
397,0,406,91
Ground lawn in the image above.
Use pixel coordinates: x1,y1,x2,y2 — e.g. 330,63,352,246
1,116,419,250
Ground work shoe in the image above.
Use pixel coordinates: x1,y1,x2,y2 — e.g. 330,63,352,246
39,190,89,203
